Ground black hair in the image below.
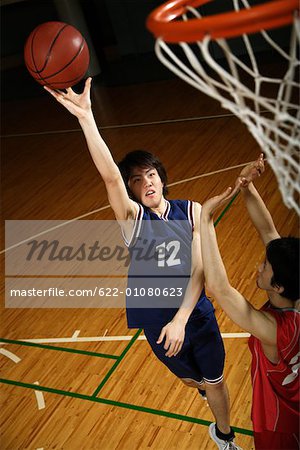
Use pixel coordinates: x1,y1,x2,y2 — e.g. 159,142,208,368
266,237,300,301
118,150,169,200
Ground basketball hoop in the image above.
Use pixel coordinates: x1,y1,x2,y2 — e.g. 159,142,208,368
147,0,300,215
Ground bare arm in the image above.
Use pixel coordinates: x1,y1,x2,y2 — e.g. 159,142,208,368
200,187,277,345
173,202,205,322
239,154,280,245
241,183,280,245
157,202,205,356
44,79,137,223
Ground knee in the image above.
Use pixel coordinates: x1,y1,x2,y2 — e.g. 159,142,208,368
181,378,205,389
205,379,226,392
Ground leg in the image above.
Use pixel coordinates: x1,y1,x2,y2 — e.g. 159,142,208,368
144,324,240,447
179,377,229,420
181,376,238,446
189,313,241,447
180,377,207,399
205,380,230,434
189,313,230,432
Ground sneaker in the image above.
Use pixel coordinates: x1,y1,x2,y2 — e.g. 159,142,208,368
209,423,243,450
198,388,207,400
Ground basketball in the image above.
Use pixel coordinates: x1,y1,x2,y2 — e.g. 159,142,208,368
24,21,90,89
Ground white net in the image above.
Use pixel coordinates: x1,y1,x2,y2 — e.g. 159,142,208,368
153,0,300,215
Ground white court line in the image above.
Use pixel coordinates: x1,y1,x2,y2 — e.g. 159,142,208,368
1,205,110,255
0,332,250,345
1,161,250,255
72,330,81,338
33,382,46,410
0,348,21,363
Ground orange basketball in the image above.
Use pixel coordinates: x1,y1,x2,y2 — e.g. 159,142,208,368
24,21,90,89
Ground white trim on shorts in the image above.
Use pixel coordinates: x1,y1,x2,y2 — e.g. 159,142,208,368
203,374,224,385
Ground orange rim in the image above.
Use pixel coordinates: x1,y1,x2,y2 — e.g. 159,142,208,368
146,0,299,43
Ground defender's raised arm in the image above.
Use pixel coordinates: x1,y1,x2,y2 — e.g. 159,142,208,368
239,154,280,245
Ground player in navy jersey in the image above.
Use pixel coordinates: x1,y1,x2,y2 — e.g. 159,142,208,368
45,78,241,450
200,155,299,450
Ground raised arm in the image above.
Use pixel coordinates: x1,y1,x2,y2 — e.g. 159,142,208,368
239,154,280,245
157,202,206,356
200,187,277,345
175,202,205,320
44,78,137,223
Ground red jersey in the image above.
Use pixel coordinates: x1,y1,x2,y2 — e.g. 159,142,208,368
248,302,300,433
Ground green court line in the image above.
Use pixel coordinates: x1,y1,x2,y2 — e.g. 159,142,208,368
0,378,253,436
0,338,119,360
92,328,143,397
214,192,240,228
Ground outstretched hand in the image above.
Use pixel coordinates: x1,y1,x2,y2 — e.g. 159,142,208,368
202,181,242,218
202,154,265,218
239,153,265,187
44,77,92,119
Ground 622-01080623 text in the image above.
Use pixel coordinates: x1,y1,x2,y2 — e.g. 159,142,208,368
98,287,183,297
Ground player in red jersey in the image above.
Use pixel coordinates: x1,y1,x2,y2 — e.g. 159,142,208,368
200,154,299,450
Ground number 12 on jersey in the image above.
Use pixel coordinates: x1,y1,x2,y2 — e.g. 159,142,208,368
156,240,181,267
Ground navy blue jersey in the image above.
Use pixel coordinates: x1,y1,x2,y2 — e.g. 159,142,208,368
123,199,214,328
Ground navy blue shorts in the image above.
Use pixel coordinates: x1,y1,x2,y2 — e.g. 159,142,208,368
144,311,225,384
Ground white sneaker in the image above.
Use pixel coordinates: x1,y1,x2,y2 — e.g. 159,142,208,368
209,423,243,450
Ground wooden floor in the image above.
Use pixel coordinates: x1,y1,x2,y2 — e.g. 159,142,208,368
1,76,298,450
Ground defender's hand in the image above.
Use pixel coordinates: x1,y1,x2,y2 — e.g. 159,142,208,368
239,153,265,187
202,181,242,218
